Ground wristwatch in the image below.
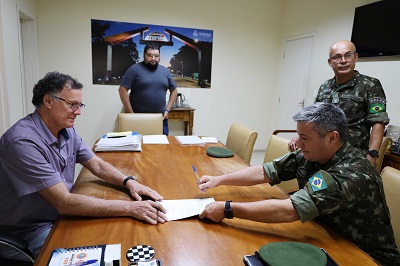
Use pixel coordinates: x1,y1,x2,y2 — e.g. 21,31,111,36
123,175,138,188
367,150,379,158
224,201,234,219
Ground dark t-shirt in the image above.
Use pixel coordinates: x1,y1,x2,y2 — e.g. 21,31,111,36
120,62,177,113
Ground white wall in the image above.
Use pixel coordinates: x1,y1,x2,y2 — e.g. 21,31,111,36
0,0,38,132
2,0,399,153
0,1,8,135
34,0,283,151
280,0,400,127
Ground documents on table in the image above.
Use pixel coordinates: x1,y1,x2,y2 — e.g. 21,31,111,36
95,134,142,152
201,136,218,143
143,135,169,144
106,131,133,138
104,243,122,266
160,198,215,221
47,243,121,266
175,135,205,145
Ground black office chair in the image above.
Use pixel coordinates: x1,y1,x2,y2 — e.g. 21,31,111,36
0,232,35,265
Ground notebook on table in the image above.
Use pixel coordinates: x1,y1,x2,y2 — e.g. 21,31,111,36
47,243,121,266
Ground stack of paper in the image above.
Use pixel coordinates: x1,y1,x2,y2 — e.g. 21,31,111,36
175,135,205,145
143,135,169,144
201,136,218,143
106,131,132,138
95,135,142,152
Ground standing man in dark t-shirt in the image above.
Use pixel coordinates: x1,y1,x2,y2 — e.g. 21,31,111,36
119,42,178,135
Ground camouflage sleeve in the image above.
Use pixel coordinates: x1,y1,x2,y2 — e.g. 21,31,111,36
263,162,279,185
366,78,389,125
290,170,338,222
290,189,319,222
314,83,326,102
262,152,299,186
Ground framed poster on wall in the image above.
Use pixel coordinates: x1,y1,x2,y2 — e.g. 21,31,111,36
91,19,213,88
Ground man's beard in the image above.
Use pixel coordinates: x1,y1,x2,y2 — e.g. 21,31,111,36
145,61,159,71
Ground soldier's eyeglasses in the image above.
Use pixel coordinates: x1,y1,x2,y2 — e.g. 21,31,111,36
330,52,356,63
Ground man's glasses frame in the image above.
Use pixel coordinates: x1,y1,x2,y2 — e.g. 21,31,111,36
330,52,357,63
145,53,160,59
50,95,86,111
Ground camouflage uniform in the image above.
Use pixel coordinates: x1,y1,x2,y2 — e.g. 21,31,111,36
315,71,389,155
264,142,400,265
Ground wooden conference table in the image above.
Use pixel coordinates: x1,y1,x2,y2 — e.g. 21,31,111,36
35,137,377,265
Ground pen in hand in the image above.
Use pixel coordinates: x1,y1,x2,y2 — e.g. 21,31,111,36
192,164,200,184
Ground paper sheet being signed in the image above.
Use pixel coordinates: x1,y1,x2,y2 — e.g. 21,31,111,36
160,198,215,221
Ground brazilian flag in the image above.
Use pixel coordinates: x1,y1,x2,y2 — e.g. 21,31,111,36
308,172,327,192
370,103,385,113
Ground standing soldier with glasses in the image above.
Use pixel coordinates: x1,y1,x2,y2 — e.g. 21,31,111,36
288,40,389,169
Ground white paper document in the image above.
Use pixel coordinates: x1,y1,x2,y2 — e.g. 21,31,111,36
106,131,132,138
160,198,215,221
104,243,121,266
175,135,205,145
95,135,142,151
143,135,169,144
201,136,218,143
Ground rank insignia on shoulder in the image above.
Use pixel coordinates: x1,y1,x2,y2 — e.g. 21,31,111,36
308,171,327,192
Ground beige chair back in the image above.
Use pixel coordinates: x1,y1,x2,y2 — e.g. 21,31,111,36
264,135,291,163
376,137,391,173
226,123,258,164
118,113,163,135
264,131,299,193
380,166,400,248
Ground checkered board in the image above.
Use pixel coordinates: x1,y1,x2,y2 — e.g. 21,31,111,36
126,245,155,262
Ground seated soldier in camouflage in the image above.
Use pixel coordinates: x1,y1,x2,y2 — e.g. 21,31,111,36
199,103,399,265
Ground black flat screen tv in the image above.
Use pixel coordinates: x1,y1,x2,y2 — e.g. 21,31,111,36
351,0,400,58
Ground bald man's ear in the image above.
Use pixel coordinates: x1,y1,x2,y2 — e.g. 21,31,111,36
354,52,359,62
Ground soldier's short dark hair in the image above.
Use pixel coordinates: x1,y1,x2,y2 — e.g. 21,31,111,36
32,71,83,108
292,102,348,142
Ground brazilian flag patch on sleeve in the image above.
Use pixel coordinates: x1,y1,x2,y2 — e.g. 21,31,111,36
308,172,327,192
369,103,385,114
